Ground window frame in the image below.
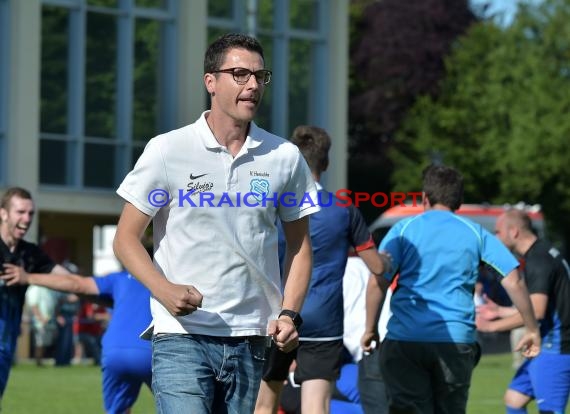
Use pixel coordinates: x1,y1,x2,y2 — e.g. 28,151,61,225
207,0,329,138
40,0,178,190
0,0,9,184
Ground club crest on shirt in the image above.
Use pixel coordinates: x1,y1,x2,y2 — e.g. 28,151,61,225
250,179,270,202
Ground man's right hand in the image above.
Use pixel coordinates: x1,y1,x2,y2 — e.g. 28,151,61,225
515,330,541,359
361,331,380,353
476,294,502,320
154,281,203,316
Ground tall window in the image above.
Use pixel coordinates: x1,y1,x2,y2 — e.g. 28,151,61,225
208,0,329,138
0,0,8,184
40,0,177,189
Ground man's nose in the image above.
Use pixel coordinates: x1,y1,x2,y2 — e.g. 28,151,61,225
246,74,260,89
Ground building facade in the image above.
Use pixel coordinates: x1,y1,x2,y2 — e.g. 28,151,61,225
0,0,349,271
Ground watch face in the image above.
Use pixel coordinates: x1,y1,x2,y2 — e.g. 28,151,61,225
294,317,302,328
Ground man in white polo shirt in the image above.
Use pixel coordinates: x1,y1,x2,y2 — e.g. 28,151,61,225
113,33,319,414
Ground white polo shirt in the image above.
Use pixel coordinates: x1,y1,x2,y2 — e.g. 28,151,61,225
117,112,319,337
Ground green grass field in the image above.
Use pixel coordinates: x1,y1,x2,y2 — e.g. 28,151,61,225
3,362,154,413
468,353,537,414
2,353,536,413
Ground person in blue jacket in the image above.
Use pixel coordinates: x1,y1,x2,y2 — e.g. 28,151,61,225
3,266,152,414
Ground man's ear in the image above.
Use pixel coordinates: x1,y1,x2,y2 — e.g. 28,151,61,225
204,73,216,95
0,208,7,222
422,193,430,209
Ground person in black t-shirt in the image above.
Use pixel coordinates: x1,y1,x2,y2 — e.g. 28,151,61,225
477,209,570,413
0,187,68,403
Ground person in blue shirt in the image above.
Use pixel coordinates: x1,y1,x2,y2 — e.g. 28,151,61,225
477,209,570,414
3,267,152,414
255,125,390,414
361,164,541,414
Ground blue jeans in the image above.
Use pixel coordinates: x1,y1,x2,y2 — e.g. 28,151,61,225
152,333,268,414
358,350,388,414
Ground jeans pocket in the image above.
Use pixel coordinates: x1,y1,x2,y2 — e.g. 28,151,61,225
248,337,268,362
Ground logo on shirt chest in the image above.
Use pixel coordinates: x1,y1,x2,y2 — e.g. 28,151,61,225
186,173,214,194
250,179,270,202
190,173,208,180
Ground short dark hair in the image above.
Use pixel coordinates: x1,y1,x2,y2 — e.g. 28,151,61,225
204,33,265,74
290,125,331,174
422,165,463,211
1,187,33,210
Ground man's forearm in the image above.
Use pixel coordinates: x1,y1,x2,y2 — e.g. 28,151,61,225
358,248,384,276
488,312,524,332
280,216,312,312
28,273,98,296
282,243,312,312
114,237,165,294
497,306,519,318
365,274,387,333
113,204,167,295
502,270,539,333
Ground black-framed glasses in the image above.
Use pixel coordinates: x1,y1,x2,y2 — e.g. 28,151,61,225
212,67,272,85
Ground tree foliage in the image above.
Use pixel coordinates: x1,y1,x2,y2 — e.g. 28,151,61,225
347,0,477,222
391,0,570,236
348,0,477,156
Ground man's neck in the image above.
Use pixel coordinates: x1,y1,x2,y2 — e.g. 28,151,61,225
0,229,18,252
425,203,452,212
515,234,538,256
206,112,249,156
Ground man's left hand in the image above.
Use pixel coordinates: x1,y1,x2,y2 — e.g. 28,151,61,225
267,318,299,353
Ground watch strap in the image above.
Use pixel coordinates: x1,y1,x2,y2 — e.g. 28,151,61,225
278,309,303,329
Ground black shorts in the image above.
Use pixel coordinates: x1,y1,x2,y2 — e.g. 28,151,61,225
262,339,344,384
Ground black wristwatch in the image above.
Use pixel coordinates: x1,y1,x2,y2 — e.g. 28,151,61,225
278,309,303,329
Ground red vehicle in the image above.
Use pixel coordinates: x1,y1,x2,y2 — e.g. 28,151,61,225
369,202,544,245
